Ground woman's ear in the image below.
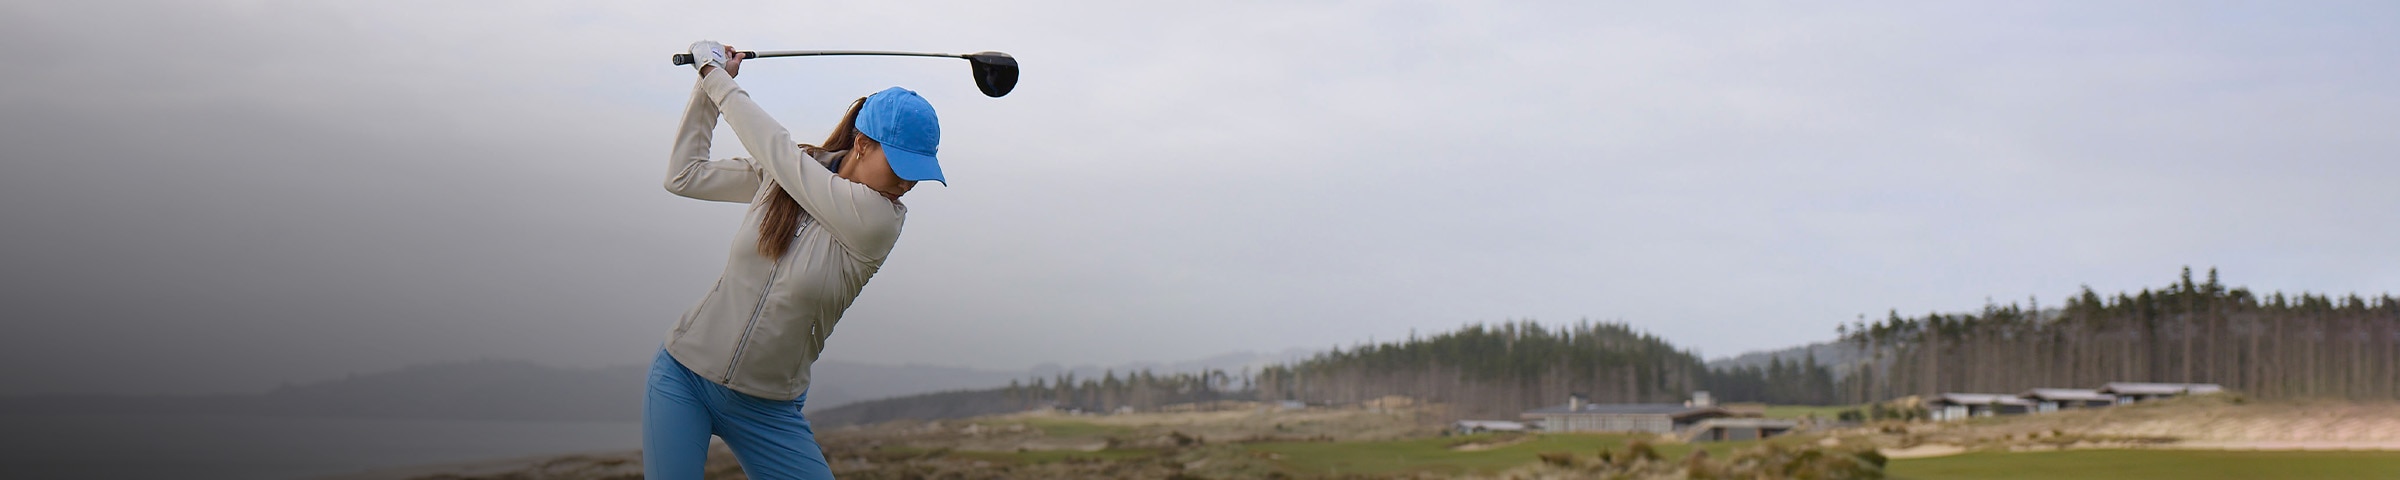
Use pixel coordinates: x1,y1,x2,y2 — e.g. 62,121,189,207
851,133,882,153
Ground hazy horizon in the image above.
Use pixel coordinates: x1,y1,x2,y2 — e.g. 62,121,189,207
4,1,2397,397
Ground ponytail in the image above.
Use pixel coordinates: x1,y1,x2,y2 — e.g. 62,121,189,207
755,97,868,259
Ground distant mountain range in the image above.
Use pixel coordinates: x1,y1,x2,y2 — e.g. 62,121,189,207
1705,340,1865,379
0,348,1320,422
1025,347,1318,381
0,359,644,421
0,343,1863,424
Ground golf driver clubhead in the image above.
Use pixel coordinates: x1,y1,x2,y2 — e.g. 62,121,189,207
670,50,1018,98
962,52,1018,98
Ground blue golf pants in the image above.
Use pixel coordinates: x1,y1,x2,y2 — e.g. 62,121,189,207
644,347,832,480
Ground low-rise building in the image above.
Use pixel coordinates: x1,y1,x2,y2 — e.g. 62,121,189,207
1925,393,2033,421
1452,420,1529,434
1886,382,2235,422
1521,394,1735,434
2097,382,2223,404
1682,417,1800,442
2020,388,2115,413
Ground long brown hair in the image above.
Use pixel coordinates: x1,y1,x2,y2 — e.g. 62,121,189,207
756,97,869,259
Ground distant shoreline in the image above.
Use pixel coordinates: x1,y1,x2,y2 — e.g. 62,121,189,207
314,449,644,480
0,413,642,480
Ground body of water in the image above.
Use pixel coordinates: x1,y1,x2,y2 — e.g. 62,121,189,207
0,413,641,479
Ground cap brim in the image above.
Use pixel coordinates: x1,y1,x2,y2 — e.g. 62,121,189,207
883,146,945,185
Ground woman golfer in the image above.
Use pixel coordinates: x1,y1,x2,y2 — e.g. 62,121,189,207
646,42,943,480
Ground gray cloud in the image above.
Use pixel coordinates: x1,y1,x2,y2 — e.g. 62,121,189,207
3,0,2395,395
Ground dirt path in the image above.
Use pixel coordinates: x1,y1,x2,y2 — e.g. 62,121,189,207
2171,441,2400,451
1878,444,1966,459
1848,397,2400,458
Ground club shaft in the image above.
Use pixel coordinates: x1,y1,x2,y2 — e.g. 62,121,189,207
746,50,967,60
672,50,968,66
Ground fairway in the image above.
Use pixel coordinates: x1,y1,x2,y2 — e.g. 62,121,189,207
973,416,1135,438
1764,404,1858,420
1246,433,1773,476
1249,433,1633,476
947,448,1161,465
1889,449,2400,480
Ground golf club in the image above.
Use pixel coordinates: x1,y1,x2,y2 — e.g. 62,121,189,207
672,50,1019,98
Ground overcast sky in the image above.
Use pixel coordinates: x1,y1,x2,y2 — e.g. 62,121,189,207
3,1,2395,395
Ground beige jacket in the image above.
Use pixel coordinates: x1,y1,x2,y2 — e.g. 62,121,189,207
661,69,906,401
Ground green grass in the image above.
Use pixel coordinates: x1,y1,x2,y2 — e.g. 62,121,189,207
1889,450,2400,480
1245,433,1779,476
852,445,1163,466
1763,404,1857,420
974,417,1135,439
948,448,1162,465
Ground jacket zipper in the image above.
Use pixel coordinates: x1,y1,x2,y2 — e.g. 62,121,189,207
722,252,785,382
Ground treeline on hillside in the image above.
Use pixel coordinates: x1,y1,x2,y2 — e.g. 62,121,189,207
1838,267,2400,402
819,370,1243,427
1001,369,1243,413
812,389,1020,427
799,268,2400,427
825,321,1842,426
1247,321,1840,419
1701,354,1840,406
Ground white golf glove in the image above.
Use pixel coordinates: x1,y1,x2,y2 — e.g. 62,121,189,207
687,40,728,72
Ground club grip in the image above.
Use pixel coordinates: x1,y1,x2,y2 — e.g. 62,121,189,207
669,51,757,66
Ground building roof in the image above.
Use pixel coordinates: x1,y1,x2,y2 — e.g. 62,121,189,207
1928,393,2034,406
2097,382,2224,395
1454,420,1528,430
1523,403,1718,417
2021,388,2115,401
1687,418,1800,428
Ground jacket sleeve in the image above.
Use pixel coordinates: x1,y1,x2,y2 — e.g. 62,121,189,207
663,81,765,203
699,70,904,261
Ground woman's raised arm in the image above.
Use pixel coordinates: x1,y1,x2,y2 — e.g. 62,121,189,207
697,69,905,262
662,81,764,203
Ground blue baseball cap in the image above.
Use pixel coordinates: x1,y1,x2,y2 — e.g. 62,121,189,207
855,87,944,185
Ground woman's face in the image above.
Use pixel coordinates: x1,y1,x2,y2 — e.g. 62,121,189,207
837,134,916,198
